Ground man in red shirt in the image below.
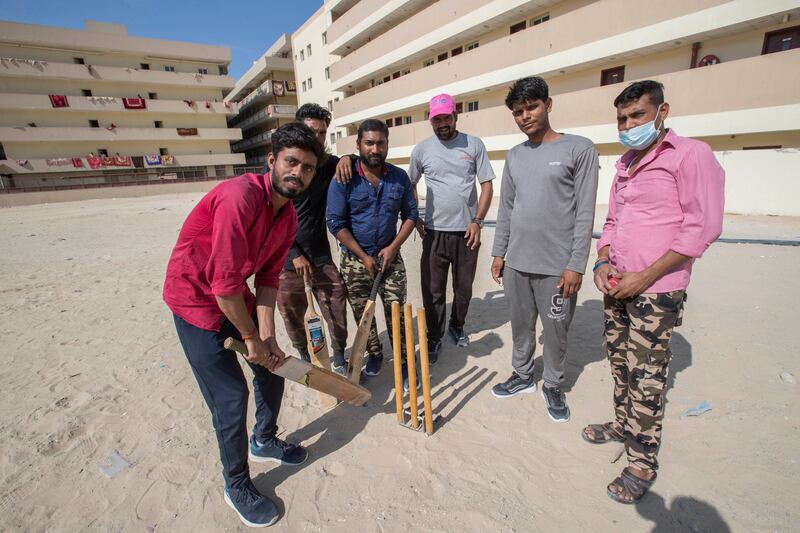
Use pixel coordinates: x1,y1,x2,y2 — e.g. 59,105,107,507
163,122,323,528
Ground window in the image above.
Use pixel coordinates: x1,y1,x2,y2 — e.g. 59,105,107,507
404,116,412,125
89,120,99,128
375,79,384,86
383,75,391,83
402,69,410,75
307,77,312,89
325,67,330,80
0,142,6,160
455,102,463,113
510,21,526,34
307,44,312,56
148,92,158,100
73,57,85,65
164,65,176,72
423,58,435,67
600,65,625,86
322,32,327,45
330,133,336,145
154,121,163,128
198,68,208,74
437,52,448,62
300,50,305,61
140,63,150,70
424,110,430,120
386,118,393,127
451,46,463,57
392,71,401,79
466,41,479,51
467,100,479,112
81,89,92,97
159,148,169,156
530,13,550,26
336,131,342,140
302,80,307,92
327,100,333,111
219,65,228,75
762,25,800,54
98,149,109,156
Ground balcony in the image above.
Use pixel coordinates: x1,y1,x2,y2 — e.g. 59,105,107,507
326,0,431,56
0,58,235,89
0,153,245,174
236,79,277,112
0,93,237,115
232,104,297,130
332,0,794,126
336,49,800,155
0,125,242,143
231,130,274,152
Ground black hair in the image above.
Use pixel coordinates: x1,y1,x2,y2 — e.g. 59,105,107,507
271,121,323,163
505,76,549,109
295,103,332,126
613,80,665,107
356,119,389,142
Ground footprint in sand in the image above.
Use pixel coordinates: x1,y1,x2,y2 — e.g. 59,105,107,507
161,394,194,412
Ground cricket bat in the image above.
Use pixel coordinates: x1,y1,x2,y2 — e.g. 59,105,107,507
224,338,371,406
347,260,385,383
303,280,339,409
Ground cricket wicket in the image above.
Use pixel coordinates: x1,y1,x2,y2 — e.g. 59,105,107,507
391,301,435,435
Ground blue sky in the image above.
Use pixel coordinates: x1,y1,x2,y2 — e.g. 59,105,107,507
0,0,321,79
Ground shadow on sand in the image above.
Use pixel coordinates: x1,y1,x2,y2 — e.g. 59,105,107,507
638,491,731,532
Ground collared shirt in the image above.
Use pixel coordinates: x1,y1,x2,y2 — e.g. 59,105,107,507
326,159,418,256
163,173,297,331
283,155,340,269
597,129,725,293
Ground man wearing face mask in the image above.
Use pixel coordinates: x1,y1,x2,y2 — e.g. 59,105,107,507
583,80,724,504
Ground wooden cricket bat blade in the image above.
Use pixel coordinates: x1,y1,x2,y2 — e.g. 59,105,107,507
224,338,371,406
347,266,385,383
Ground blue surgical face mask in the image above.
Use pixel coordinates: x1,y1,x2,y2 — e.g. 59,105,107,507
619,104,664,150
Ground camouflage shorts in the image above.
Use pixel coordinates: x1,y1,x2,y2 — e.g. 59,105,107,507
339,252,408,359
604,290,685,473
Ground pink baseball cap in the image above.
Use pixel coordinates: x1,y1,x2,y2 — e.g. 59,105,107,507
428,93,456,119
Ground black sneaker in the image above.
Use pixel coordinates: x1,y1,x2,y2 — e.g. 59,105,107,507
249,435,308,466
448,326,469,347
491,372,536,398
541,385,570,422
363,352,383,377
224,481,279,528
427,338,442,365
298,348,311,363
332,350,347,377
401,364,421,393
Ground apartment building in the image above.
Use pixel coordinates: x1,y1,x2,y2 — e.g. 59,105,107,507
291,3,352,149
0,20,244,189
224,34,298,168
312,0,800,216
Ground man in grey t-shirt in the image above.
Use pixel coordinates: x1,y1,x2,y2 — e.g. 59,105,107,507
490,77,599,423
409,93,495,361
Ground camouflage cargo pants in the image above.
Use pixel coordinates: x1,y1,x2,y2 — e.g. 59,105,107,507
604,290,685,473
340,252,408,360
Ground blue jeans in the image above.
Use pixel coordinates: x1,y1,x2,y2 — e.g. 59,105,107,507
173,314,284,488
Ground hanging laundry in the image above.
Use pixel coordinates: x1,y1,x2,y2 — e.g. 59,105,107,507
105,123,117,131
114,156,133,166
16,159,29,166
72,158,84,168
177,127,198,136
46,158,71,166
285,80,296,93
204,101,212,109
102,156,115,166
224,101,231,109
122,97,146,109
49,94,69,108
145,155,161,166
183,100,195,107
272,80,285,97
161,154,175,165
87,156,102,169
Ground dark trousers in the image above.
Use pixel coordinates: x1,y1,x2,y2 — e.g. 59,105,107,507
173,314,284,489
420,229,480,341
276,261,349,353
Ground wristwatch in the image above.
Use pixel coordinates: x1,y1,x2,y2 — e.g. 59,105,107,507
472,217,484,229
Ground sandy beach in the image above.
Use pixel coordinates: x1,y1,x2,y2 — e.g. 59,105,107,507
1,192,798,532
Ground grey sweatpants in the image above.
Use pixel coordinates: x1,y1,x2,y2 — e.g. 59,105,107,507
504,266,576,387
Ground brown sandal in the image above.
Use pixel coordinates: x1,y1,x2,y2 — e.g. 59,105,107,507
582,422,624,444
607,468,656,504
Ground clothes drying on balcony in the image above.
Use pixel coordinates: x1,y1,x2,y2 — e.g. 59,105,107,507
177,128,198,136
48,94,69,108
122,97,146,110
145,155,161,166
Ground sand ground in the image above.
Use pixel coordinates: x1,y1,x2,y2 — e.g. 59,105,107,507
0,193,798,532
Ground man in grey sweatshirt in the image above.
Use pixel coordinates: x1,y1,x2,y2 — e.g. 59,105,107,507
490,76,599,422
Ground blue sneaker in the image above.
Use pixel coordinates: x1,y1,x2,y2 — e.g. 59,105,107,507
224,481,279,528
363,352,383,377
249,435,308,466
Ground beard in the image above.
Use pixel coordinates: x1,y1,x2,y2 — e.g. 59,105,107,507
435,126,455,140
359,153,385,169
271,171,304,199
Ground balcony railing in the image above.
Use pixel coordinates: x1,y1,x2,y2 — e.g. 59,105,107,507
231,129,275,152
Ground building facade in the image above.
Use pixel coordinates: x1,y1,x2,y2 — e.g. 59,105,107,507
224,34,298,168
0,20,244,189
309,0,799,216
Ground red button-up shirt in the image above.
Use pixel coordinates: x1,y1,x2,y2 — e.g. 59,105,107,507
163,173,297,331
597,130,725,293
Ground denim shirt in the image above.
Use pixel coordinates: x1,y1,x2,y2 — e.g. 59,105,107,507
326,159,418,257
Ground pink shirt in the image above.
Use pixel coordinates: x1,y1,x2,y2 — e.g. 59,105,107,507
163,173,297,331
597,130,725,293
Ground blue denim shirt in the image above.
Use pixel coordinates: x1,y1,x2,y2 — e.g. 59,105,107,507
326,159,418,257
